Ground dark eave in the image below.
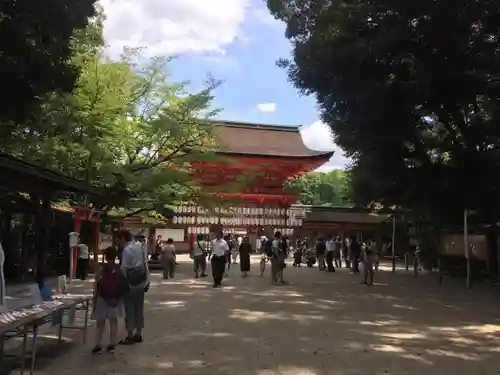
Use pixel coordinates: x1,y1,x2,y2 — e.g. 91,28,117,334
0,152,98,195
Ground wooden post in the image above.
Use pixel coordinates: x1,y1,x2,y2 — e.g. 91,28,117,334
413,249,418,277
464,209,471,289
438,255,443,284
391,215,396,273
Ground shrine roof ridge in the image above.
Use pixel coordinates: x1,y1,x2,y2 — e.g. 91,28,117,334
209,119,301,132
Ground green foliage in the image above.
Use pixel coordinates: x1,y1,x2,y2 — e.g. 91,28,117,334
0,0,97,124
287,169,351,207
268,0,500,223
2,14,223,222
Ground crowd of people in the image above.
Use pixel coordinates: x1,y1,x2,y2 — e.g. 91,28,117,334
293,236,385,285
88,229,389,354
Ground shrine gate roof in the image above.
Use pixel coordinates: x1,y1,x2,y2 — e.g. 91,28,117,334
212,120,334,159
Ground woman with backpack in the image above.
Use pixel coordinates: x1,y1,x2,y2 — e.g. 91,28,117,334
91,247,127,354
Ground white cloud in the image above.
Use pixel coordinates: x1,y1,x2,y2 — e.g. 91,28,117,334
300,121,351,170
257,102,277,113
100,0,248,56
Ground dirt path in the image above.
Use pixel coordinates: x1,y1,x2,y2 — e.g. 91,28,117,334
31,255,500,375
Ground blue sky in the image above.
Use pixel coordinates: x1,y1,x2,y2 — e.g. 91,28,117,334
100,0,350,170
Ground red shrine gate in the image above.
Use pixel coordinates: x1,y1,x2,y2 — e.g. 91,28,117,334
163,121,333,248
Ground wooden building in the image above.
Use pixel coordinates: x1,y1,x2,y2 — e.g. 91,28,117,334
0,152,98,283
293,205,389,241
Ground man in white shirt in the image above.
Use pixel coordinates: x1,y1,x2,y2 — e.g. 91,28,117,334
118,230,149,344
325,237,336,273
77,243,90,280
210,232,229,288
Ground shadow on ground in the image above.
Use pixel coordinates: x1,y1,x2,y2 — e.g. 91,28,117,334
19,257,500,375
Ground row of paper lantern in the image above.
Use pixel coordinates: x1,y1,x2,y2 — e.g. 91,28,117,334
173,216,303,226
187,227,210,234
274,228,295,235
289,208,307,219
173,206,290,216
218,218,288,226
186,227,295,235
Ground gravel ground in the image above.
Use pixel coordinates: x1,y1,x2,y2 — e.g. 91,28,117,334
18,255,500,375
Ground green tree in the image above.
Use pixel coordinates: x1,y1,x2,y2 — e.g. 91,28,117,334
269,0,500,276
0,0,98,126
287,170,351,207
269,0,500,219
5,17,223,222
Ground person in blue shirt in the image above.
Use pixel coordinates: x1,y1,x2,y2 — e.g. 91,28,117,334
36,275,65,327
36,275,53,301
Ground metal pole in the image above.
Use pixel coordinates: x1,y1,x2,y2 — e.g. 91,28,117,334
391,215,396,273
464,209,471,289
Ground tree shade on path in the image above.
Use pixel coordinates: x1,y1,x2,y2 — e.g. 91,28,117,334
35,255,500,375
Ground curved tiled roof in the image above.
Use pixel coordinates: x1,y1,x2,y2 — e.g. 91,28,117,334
212,120,334,158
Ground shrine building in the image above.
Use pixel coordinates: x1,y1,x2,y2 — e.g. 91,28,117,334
124,120,333,249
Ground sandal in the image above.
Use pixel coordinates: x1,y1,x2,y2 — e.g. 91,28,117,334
133,334,143,343
91,346,102,354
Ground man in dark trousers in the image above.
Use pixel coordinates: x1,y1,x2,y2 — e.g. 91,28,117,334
210,232,229,288
316,237,326,271
350,236,361,273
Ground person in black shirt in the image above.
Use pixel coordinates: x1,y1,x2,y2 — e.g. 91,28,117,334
350,237,361,273
316,237,326,271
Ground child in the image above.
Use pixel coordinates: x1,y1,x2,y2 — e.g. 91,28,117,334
162,238,176,279
293,247,302,267
91,247,127,354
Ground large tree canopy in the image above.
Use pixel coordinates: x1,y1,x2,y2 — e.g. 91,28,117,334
0,0,97,125
268,0,500,223
1,13,223,222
